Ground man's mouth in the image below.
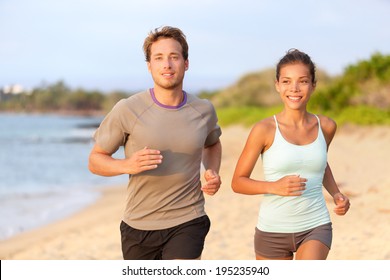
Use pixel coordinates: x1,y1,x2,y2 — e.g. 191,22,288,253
162,73,174,77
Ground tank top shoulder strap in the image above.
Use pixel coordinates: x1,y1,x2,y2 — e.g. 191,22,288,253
314,114,326,141
273,115,278,125
272,115,282,141
273,115,279,133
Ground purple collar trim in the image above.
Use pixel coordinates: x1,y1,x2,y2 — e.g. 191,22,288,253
149,88,187,109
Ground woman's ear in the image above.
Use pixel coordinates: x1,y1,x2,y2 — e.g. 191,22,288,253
274,80,280,93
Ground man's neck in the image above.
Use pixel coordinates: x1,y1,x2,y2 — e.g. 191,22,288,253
152,86,184,107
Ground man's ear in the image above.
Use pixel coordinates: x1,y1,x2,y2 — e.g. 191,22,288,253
185,59,189,71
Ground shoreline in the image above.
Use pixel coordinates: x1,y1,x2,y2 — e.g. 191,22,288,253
0,188,101,241
0,185,126,260
1,125,390,260
0,110,105,117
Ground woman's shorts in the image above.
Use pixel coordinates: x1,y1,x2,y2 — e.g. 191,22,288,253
254,222,332,259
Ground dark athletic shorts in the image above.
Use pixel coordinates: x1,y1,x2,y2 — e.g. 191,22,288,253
254,222,332,259
120,215,210,260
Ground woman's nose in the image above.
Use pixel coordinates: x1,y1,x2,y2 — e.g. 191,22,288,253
290,82,299,91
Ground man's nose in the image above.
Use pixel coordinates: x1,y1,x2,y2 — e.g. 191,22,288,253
163,58,172,68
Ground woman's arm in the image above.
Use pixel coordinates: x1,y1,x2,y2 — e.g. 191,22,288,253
231,119,306,196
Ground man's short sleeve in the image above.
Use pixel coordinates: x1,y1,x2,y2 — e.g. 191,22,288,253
204,101,222,147
93,100,128,154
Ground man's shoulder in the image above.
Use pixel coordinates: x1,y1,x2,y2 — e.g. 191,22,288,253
186,93,214,111
115,90,152,110
124,90,150,103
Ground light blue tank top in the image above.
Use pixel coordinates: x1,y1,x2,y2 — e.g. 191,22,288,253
257,115,330,233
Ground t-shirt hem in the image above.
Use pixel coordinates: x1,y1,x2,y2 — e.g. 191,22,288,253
123,212,207,231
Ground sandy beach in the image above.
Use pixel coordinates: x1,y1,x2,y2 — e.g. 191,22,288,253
1,124,390,260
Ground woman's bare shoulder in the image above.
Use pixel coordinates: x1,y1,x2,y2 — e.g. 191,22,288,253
246,116,276,153
251,116,276,135
317,114,337,143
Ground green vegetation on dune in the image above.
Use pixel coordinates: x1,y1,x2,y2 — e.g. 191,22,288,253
0,81,131,115
1,53,389,126
216,106,282,127
216,105,390,127
210,52,390,127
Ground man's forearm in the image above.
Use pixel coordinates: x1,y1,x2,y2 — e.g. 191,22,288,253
202,140,222,172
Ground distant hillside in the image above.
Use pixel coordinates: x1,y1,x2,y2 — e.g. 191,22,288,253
0,81,132,115
210,69,278,107
204,52,390,126
208,67,333,108
310,52,390,111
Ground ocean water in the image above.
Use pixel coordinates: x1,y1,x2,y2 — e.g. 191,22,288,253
0,113,127,240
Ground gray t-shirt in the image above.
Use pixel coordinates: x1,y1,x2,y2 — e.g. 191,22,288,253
94,89,221,230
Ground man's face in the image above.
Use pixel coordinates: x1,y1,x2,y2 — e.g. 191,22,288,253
147,38,189,91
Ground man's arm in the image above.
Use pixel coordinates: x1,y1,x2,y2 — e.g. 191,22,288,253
201,140,222,195
88,144,163,176
202,139,221,172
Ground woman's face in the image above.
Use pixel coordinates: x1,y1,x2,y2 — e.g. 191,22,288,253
275,63,316,110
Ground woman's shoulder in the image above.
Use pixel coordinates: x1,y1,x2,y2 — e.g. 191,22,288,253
317,114,337,130
247,116,276,147
242,116,276,154
317,114,337,144
252,116,276,133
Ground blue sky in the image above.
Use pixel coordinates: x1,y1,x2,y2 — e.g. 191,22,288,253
1,0,390,93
